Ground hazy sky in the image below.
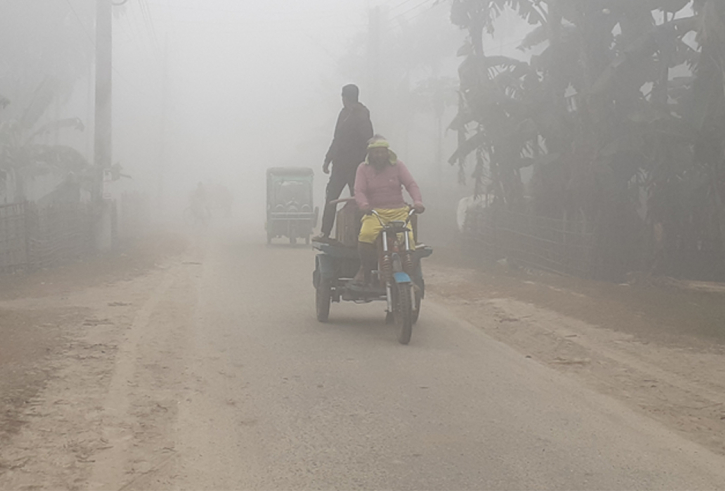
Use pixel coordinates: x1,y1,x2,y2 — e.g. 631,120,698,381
110,0,400,213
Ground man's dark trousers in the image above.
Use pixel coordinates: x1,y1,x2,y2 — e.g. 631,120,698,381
320,164,357,237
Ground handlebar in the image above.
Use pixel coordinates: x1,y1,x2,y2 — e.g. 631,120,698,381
370,207,417,227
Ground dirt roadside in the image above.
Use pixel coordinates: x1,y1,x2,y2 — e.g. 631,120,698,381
427,249,725,458
2,232,725,488
0,234,195,490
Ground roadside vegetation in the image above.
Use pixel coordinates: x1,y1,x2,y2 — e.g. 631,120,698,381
448,0,725,281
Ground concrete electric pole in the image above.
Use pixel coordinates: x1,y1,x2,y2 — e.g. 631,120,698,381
94,0,113,177
94,0,114,249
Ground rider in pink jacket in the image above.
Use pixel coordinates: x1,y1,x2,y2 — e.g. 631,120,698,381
352,136,425,285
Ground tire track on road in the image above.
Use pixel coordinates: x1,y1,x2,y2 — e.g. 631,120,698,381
87,268,178,490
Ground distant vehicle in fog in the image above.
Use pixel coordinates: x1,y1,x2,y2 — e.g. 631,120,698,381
265,167,318,245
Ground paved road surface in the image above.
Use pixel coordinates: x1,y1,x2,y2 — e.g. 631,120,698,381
90,231,725,490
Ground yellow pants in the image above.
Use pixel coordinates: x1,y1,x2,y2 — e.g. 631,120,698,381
358,207,415,248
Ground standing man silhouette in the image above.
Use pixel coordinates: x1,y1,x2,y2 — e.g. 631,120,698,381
313,84,374,242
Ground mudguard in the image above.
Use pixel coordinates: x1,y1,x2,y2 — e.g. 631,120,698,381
413,277,425,299
314,254,336,285
393,271,412,284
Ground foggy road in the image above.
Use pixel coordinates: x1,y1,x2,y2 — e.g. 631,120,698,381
3,1,725,489
77,230,725,490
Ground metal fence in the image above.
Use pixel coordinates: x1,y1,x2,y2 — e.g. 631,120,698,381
0,203,29,274
463,207,597,278
0,202,95,274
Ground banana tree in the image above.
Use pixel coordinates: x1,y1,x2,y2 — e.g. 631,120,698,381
0,92,90,203
449,0,725,277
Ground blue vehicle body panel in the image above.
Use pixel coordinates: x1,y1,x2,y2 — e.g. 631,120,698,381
394,272,412,284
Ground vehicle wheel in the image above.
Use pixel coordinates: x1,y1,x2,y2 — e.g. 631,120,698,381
316,279,332,322
394,283,413,345
411,290,422,325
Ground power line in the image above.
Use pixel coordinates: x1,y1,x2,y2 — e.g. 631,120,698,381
168,18,366,30
389,0,435,22
147,1,356,18
63,0,153,98
140,0,162,51
138,0,163,64
122,0,159,65
395,0,443,24
387,0,418,13
120,11,158,67
63,0,96,47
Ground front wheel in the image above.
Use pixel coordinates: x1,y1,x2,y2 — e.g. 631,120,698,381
316,279,332,322
394,283,413,345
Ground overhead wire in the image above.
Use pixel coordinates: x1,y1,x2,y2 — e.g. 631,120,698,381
118,1,158,66
387,0,418,13
115,3,161,83
138,0,163,64
147,1,358,18
120,11,157,67
388,0,436,23
62,0,153,98
394,0,443,24
141,0,162,52
121,0,158,65
63,0,96,47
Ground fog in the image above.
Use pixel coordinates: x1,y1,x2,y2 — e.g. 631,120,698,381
3,1,718,279
0,0,463,222
115,1,357,218
99,0,465,228
4,4,725,488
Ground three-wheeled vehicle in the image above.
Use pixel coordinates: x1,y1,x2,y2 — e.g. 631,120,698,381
312,200,433,345
266,167,319,245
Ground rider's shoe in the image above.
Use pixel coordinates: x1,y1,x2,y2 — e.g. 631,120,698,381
351,267,366,287
311,234,330,243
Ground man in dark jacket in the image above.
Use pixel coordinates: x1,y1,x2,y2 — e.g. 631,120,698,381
313,84,373,242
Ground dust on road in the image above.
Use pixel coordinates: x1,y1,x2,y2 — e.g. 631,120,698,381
427,257,725,458
0,232,724,489
0,234,191,489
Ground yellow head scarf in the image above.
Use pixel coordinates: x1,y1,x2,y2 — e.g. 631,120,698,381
366,137,398,165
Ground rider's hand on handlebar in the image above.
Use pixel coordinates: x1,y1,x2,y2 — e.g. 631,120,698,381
413,203,426,214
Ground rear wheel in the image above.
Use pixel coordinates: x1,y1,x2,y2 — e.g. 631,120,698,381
394,283,413,345
316,279,332,322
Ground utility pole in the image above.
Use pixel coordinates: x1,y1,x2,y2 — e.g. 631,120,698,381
94,0,113,249
157,36,169,220
94,0,113,179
